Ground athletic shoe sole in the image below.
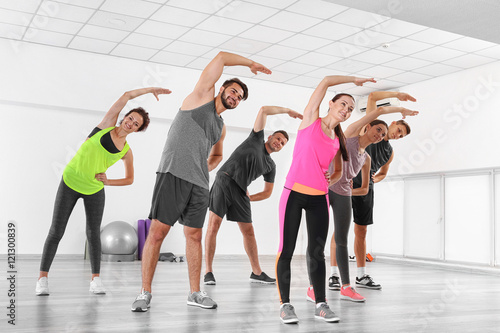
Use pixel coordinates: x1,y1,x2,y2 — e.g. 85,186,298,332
36,292,49,296
306,295,315,303
355,283,382,290
187,301,217,309
204,281,216,285
328,285,340,291
249,278,276,284
131,306,149,312
280,317,299,324
340,295,366,302
315,315,340,323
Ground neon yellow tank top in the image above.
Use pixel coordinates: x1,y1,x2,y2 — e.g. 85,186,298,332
63,127,130,195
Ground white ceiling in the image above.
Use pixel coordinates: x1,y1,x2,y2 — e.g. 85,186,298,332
1,0,499,95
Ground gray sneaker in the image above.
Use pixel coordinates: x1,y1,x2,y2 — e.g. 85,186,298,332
36,277,49,296
314,303,340,323
187,291,217,309
280,303,299,324
131,291,152,312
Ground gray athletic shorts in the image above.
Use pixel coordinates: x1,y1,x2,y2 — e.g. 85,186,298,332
209,173,252,223
149,172,209,229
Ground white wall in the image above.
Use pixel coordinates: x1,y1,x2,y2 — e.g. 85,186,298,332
1,39,328,257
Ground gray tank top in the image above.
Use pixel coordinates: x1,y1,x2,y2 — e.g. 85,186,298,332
329,136,367,196
157,100,224,189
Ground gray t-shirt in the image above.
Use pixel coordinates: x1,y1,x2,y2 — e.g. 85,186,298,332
329,136,367,196
218,130,276,191
157,100,224,189
353,138,393,188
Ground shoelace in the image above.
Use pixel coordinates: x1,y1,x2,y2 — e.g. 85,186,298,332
136,292,150,300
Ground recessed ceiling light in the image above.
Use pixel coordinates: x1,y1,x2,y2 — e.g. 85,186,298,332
109,18,126,27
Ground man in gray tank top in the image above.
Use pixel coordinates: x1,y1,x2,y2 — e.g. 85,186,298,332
203,106,302,286
131,52,271,312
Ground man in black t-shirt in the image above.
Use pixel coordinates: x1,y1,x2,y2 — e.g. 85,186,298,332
204,106,302,285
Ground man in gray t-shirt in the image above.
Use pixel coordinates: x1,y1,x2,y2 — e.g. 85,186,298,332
203,106,302,286
132,52,272,312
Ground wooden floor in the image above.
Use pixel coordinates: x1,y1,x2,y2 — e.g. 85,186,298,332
4,255,500,333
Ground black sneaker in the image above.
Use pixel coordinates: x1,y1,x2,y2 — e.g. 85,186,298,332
328,275,340,290
355,274,382,290
204,272,216,285
250,272,276,284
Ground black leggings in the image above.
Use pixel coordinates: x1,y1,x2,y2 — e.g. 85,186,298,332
276,189,329,304
40,180,105,274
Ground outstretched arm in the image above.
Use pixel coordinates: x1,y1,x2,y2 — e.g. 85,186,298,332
301,76,375,129
345,106,419,138
352,156,371,196
95,149,135,186
366,91,416,114
207,125,227,172
97,87,171,129
373,152,394,183
253,106,302,132
182,51,271,110
248,182,274,202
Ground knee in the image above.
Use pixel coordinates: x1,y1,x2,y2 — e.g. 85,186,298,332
354,225,367,238
207,219,222,235
334,234,348,248
185,228,202,243
240,224,255,238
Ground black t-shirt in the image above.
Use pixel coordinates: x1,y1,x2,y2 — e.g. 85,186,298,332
353,139,393,188
88,127,120,153
218,130,276,191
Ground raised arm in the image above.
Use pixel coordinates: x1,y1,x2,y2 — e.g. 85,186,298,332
253,106,302,132
207,125,227,172
366,91,416,114
301,76,375,129
182,52,271,109
97,87,171,129
345,106,419,138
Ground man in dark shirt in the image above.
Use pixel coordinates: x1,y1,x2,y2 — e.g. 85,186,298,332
204,106,302,285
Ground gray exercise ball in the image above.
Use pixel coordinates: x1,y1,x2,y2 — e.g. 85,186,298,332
100,221,138,262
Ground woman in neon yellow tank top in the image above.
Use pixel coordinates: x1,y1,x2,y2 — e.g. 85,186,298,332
36,87,171,296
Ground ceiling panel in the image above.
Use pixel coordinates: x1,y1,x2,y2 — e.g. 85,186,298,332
1,0,499,93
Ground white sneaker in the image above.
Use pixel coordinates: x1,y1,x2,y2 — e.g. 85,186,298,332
89,277,106,294
36,277,49,296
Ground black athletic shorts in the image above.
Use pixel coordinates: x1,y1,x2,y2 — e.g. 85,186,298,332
351,185,374,226
209,173,252,223
149,172,209,229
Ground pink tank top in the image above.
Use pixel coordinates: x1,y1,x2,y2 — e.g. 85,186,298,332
285,118,340,193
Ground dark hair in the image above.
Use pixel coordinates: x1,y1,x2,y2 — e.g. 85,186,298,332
330,93,354,162
121,107,150,132
331,93,355,104
368,119,389,129
272,130,289,141
395,119,411,136
334,125,349,162
222,78,249,100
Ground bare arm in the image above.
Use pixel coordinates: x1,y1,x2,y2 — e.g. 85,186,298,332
373,151,394,183
253,106,302,132
366,91,416,115
248,182,274,202
352,156,371,196
182,52,271,110
345,106,419,138
207,125,226,172
328,150,343,186
97,87,171,129
95,149,134,186
301,76,376,129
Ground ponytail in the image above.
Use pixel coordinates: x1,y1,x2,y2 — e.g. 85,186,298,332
334,124,349,162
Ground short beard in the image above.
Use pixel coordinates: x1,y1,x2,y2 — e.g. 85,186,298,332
220,89,235,110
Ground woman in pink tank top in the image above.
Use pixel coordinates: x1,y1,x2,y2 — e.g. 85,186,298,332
276,75,376,324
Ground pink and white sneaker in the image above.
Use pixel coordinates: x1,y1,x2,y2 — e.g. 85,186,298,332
340,285,365,302
306,286,327,303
